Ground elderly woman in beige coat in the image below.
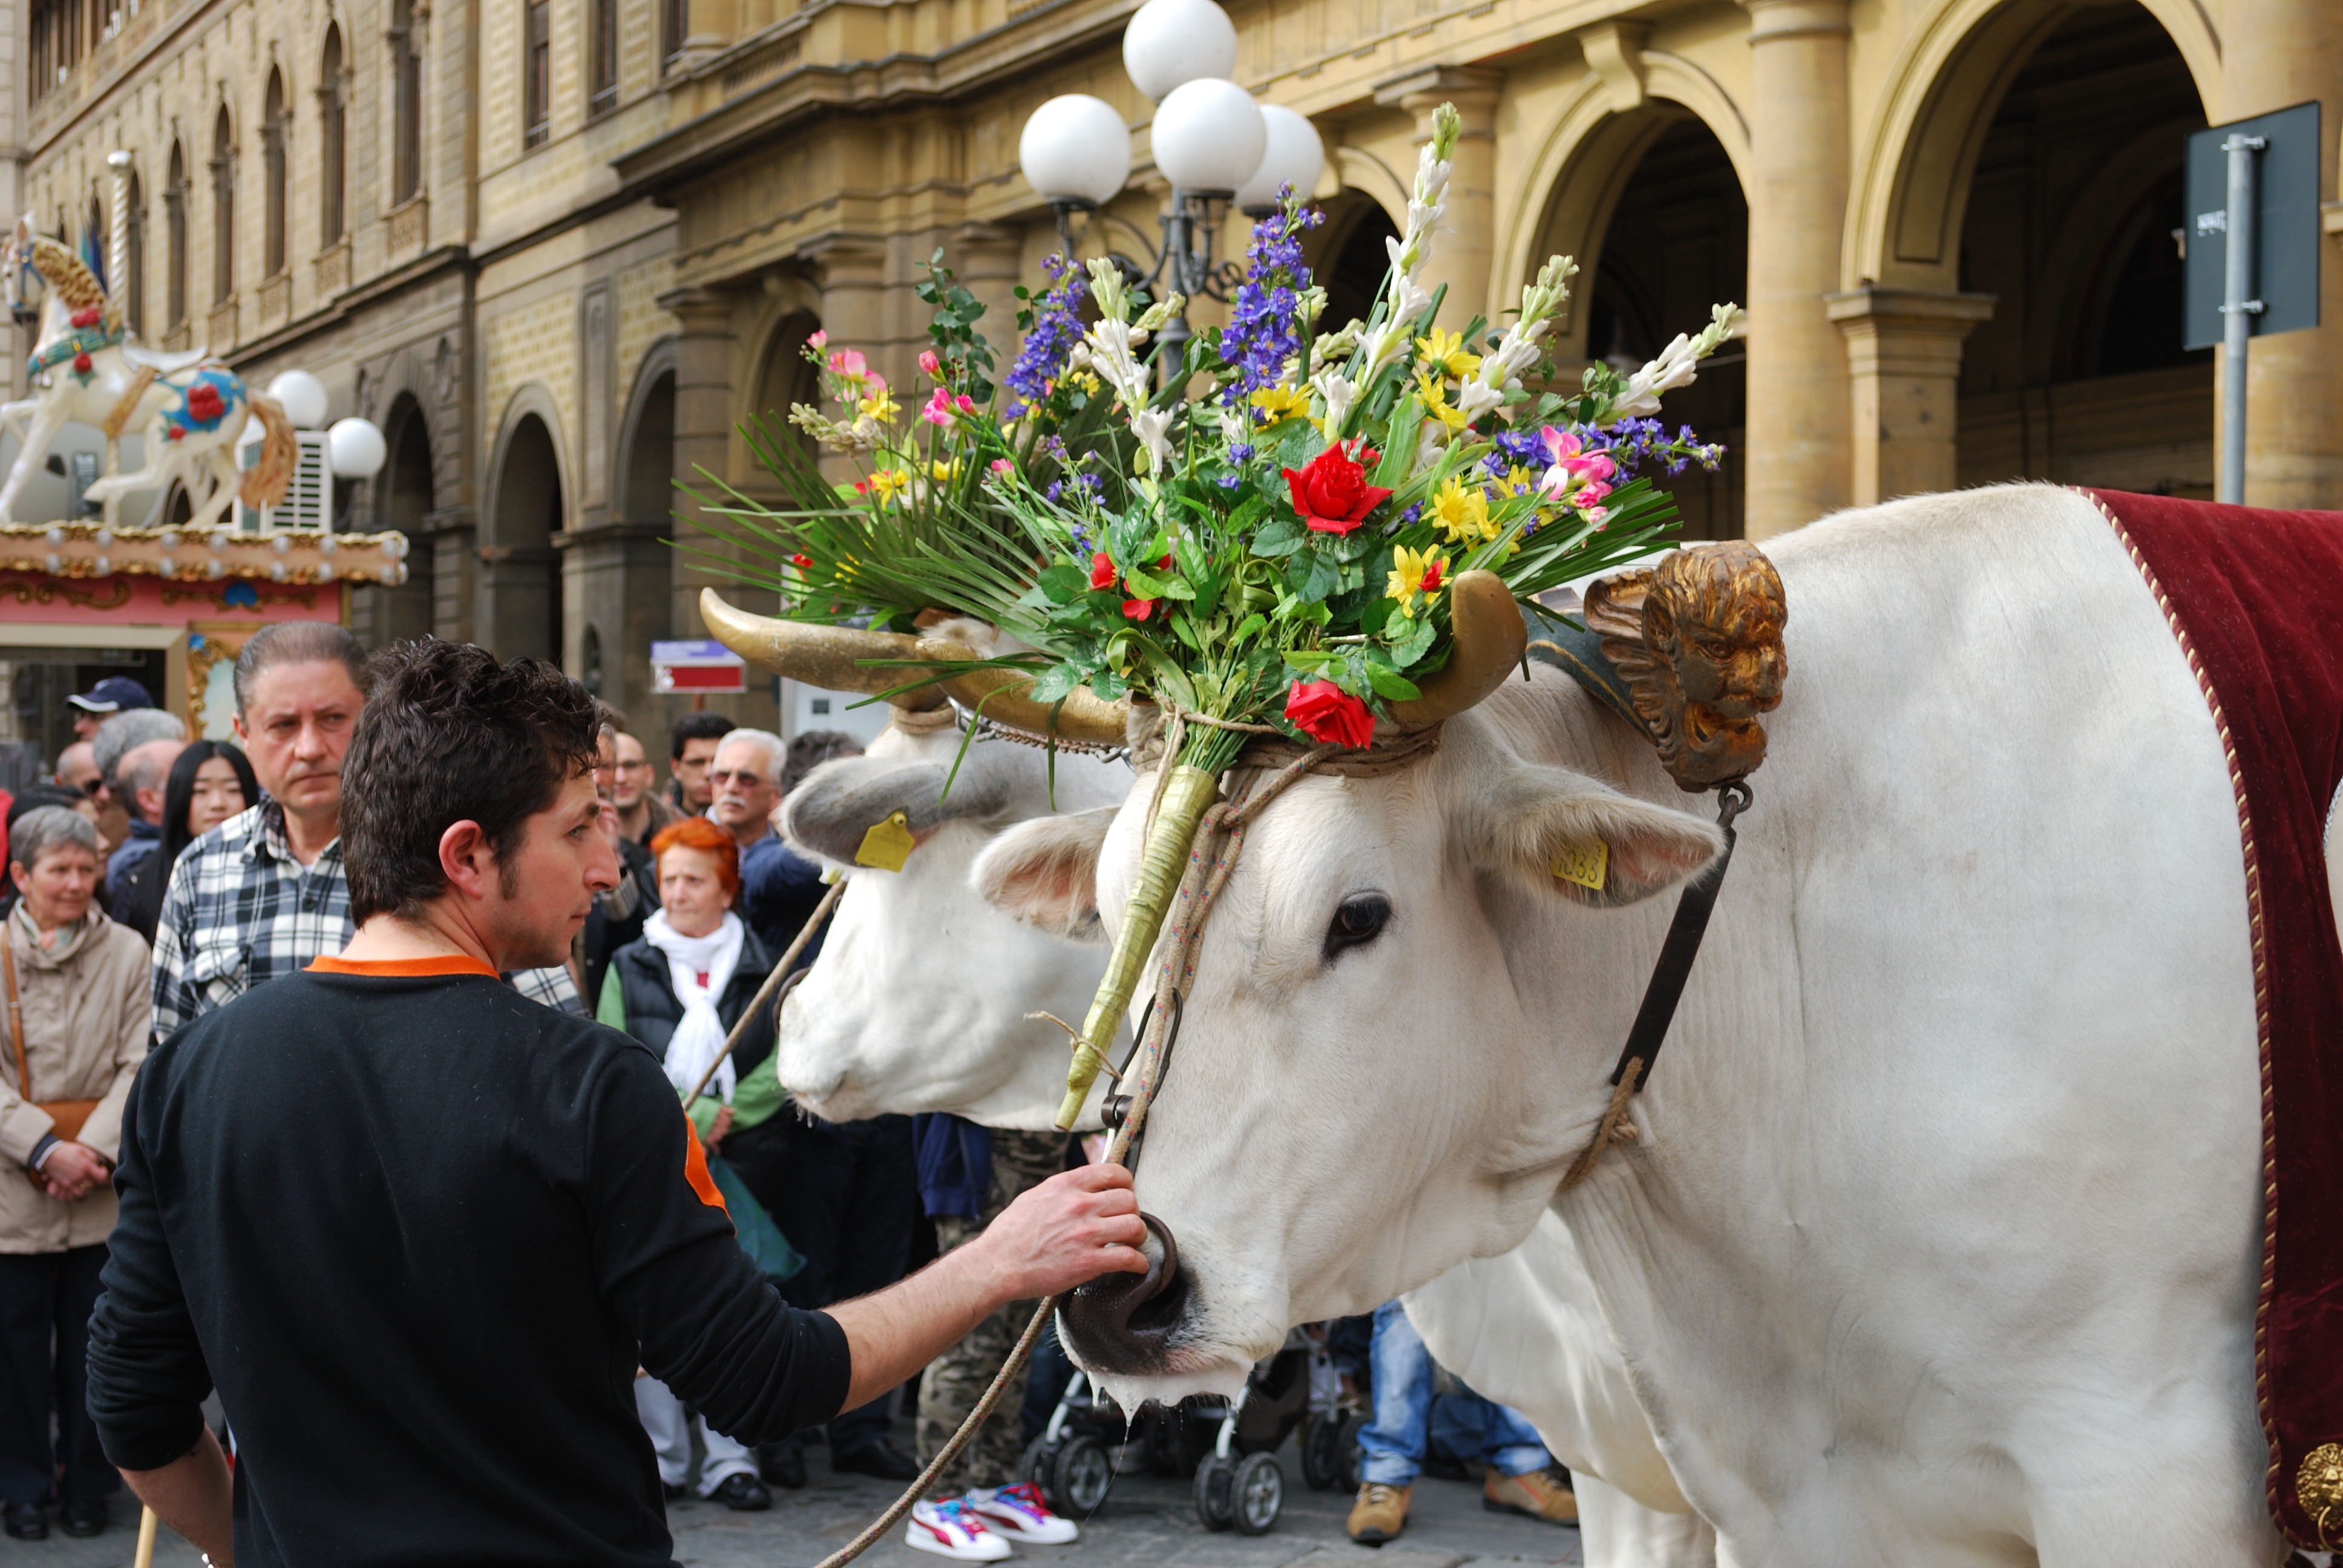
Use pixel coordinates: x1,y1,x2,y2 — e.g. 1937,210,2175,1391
0,806,148,1541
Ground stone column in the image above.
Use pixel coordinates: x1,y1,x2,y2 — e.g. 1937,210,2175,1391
805,237,891,486
951,222,1026,372
1740,0,1851,538
1375,67,1502,331
1826,287,1995,505
2224,0,2343,507
661,284,739,638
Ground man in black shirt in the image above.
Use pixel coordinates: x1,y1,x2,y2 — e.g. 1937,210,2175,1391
84,643,1147,1568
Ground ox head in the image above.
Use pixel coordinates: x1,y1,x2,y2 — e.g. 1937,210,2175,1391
720,590,1138,1131
974,670,1727,1405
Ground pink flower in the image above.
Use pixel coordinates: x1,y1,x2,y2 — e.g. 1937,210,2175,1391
1537,424,1617,501
919,349,942,378
989,457,1015,474
807,329,828,350
922,387,976,426
827,348,868,381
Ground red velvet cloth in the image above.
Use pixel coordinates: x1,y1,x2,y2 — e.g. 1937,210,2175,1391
2088,489,2343,1547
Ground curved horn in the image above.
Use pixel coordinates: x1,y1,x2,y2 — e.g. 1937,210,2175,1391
937,667,1132,748
700,587,950,710
1386,569,1528,728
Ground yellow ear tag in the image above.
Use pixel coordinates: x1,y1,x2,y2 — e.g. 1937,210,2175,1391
1552,838,1608,892
855,811,916,872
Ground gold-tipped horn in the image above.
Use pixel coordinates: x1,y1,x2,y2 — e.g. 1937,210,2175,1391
700,587,952,710
1386,569,1528,728
935,667,1132,749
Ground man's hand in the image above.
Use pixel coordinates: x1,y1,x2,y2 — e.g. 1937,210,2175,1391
704,1105,735,1149
40,1142,110,1203
963,1165,1150,1304
824,1165,1149,1411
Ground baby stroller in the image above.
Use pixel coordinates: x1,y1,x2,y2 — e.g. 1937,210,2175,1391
1020,1330,1318,1534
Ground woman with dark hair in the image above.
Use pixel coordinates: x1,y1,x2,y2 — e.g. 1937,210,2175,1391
111,742,258,944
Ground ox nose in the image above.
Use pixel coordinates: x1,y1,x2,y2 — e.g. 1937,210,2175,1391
1057,1212,1191,1376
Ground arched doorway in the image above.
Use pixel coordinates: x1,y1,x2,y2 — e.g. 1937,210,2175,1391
1951,5,2209,495
620,365,676,523
373,394,436,643
1584,117,1748,539
1315,200,1401,338
485,410,565,661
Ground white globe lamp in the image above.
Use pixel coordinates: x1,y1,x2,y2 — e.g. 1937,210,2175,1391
1150,78,1267,195
266,370,330,430
1234,105,1326,215
327,417,388,480
1122,0,1237,102
1020,94,1133,207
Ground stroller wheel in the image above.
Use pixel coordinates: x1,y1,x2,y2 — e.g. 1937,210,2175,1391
1193,1453,1237,1531
1052,1433,1113,1515
1231,1452,1283,1536
1337,1413,1369,1491
1020,1436,1063,1498
1300,1416,1345,1491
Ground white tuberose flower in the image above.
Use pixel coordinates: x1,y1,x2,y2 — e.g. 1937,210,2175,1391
1615,302,1745,417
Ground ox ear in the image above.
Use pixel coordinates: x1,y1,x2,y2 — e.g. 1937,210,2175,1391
971,806,1117,943
781,755,1015,866
1458,760,1725,907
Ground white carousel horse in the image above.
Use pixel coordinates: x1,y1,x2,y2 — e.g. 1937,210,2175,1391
0,218,293,526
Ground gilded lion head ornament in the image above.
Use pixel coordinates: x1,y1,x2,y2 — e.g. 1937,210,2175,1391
1584,541,1787,790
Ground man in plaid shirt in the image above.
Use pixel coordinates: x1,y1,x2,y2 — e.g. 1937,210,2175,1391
151,623,579,1041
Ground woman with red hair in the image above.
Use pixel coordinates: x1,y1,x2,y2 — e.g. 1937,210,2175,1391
596,815,788,1514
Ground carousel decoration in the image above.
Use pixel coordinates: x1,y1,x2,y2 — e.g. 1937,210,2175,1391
693,93,1743,1129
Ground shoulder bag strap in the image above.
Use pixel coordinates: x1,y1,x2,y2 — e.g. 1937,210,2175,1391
2,933,30,1103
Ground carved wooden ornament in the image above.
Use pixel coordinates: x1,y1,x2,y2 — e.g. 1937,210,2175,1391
1582,540,1787,790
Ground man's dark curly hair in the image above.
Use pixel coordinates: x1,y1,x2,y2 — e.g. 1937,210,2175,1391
342,641,602,923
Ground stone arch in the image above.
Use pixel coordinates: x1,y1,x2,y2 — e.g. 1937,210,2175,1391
482,385,571,662
1846,0,2217,292
1502,64,1752,358
615,336,680,524
1332,146,1409,232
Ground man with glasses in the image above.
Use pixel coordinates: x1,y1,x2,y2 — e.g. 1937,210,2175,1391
667,713,735,815
705,730,828,961
610,730,678,848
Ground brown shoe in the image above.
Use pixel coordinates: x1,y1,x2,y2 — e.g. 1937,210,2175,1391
1483,1465,1578,1524
1346,1481,1411,1545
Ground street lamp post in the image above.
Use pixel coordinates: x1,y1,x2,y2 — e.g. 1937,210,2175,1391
1017,0,1325,368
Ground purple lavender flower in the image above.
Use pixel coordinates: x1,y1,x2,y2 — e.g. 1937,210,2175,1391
1219,192,1323,410
1228,442,1255,465
1492,428,1544,468
1006,255,1088,407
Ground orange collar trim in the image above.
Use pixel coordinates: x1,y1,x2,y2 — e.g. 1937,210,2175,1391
308,954,500,979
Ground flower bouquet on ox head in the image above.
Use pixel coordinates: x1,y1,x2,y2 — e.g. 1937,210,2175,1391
692,102,1741,1127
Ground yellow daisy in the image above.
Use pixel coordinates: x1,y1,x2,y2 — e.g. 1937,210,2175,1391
1414,327,1483,381
1384,544,1449,615
1250,384,1312,423
1415,371,1469,434
1428,474,1495,546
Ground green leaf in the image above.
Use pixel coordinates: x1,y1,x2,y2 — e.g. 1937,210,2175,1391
1155,575,1197,601
1386,609,1437,667
1284,648,1337,671
1028,665,1080,704
1374,397,1421,489
1251,515,1308,557
1231,612,1267,646
1358,595,1397,638
1121,564,1169,599
1365,661,1423,701
1037,564,1087,603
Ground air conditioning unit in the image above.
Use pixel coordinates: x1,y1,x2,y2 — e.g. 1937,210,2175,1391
237,428,331,531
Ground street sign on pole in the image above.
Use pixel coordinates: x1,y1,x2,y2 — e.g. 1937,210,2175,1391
2183,102,2321,505
651,639,746,694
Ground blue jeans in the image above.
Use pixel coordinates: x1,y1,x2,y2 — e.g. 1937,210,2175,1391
1356,1300,1551,1486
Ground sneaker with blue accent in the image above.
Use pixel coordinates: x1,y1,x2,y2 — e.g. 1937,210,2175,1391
906,1497,1014,1561
966,1481,1080,1544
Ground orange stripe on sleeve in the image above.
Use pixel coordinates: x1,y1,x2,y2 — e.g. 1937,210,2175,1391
682,1114,729,1214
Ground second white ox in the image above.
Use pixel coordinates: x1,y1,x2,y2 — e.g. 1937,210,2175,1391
974,483,2310,1565
773,716,1717,1566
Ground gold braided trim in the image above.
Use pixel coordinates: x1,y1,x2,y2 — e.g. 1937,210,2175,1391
101,365,157,441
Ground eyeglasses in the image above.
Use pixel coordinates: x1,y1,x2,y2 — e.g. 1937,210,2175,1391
617,759,655,773
707,768,767,788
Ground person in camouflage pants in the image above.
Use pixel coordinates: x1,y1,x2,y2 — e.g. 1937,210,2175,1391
918,1129,1071,1494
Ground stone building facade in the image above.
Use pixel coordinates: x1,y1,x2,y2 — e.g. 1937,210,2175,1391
21,0,2343,733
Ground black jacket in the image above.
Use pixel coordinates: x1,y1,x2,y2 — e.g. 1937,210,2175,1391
604,924,780,1080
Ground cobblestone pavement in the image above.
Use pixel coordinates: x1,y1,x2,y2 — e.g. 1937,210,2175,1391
32,1423,1585,1568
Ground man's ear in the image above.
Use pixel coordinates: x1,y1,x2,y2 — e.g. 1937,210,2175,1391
437,818,499,902
971,806,1116,942
1455,759,1725,907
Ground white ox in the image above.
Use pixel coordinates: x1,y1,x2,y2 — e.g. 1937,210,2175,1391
976,484,2315,1566
774,722,1719,1566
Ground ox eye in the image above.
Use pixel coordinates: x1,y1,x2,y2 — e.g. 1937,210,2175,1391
1324,894,1391,960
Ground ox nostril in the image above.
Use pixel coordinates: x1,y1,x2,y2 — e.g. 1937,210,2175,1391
1057,1212,1191,1376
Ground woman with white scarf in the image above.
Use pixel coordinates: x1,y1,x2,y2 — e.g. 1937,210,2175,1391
595,817,785,1514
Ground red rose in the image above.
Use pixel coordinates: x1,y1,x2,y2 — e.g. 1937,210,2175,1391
1122,597,1155,621
1090,551,1116,590
1285,679,1375,748
1283,442,1392,535
73,352,91,373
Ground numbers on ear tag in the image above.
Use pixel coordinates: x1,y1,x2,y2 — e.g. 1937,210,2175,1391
856,811,915,872
1551,838,1608,892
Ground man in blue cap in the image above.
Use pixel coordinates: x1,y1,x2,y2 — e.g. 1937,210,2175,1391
66,676,152,742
